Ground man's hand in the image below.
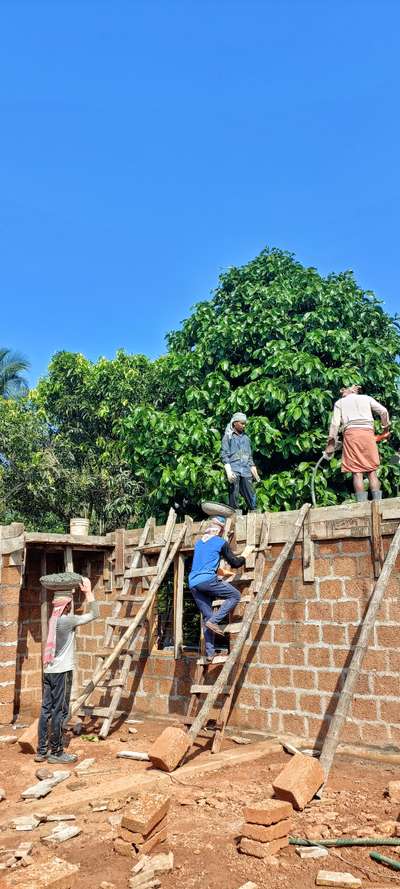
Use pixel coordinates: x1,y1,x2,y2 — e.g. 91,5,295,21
241,544,255,560
323,449,334,460
79,577,94,601
251,466,260,483
224,463,237,483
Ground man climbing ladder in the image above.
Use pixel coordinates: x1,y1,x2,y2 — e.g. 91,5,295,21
324,384,390,501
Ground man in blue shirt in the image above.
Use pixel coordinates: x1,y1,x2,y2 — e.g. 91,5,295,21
188,516,248,662
221,412,260,511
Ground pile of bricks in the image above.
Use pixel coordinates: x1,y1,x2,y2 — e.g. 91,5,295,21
114,792,170,859
238,799,293,859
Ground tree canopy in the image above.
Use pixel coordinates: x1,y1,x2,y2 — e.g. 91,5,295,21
0,348,30,398
1,248,399,531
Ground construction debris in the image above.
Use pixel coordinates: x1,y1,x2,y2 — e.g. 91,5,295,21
117,751,150,761
74,757,96,773
129,851,173,888
35,768,54,781
10,816,40,831
295,845,329,859
2,856,80,888
239,799,293,858
148,726,191,772
272,753,324,810
237,883,259,889
21,771,70,800
41,823,81,845
231,736,252,745
14,842,33,859
0,786,6,800
115,793,170,859
386,780,400,802
315,872,361,888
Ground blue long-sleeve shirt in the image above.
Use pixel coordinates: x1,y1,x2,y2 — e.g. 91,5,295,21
189,538,245,588
220,431,254,478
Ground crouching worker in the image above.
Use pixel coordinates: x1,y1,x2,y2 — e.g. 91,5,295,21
35,577,99,764
188,516,247,662
325,384,390,501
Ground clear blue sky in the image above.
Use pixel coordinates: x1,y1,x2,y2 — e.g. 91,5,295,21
1,0,399,386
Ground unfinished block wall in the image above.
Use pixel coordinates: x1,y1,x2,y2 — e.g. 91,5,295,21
0,554,21,724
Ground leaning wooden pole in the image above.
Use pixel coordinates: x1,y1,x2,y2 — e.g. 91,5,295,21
318,519,400,787
187,503,310,745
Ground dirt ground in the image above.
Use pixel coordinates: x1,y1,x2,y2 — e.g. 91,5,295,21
1,716,400,889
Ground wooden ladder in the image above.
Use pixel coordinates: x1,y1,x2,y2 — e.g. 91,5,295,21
181,505,310,756
181,513,270,753
79,509,179,738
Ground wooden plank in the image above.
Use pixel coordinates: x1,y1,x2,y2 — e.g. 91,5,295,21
184,516,193,547
124,566,158,579
246,512,257,569
64,546,74,573
371,500,384,579
25,532,110,546
190,684,231,694
114,529,125,576
235,515,247,542
173,552,185,659
303,510,315,582
318,518,400,790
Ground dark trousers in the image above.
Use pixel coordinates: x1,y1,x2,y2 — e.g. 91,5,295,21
228,474,256,510
37,671,73,755
190,577,240,657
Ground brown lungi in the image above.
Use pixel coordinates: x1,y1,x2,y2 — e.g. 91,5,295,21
341,427,379,473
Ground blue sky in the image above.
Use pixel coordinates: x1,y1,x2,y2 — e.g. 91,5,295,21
1,0,399,386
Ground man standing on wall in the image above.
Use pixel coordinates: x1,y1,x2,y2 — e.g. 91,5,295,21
35,577,99,764
221,412,260,512
324,384,390,501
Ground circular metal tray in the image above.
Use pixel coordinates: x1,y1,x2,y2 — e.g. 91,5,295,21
40,571,83,590
201,500,235,518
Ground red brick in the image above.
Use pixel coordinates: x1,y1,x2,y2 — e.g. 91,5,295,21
387,651,400,672
238,687,258,707
0,603,19,621
302,625,321,644
319,580,343,599
333,557,358,577
307,601,333,621
292,668,316,689
273,624,296,644
317,671,341,692
307,717,326,740
259,688,273,708
317,542,340,556
332,600,360,622
361,721,391,746
322,625,346,645
114,837,134,858
0,565,21,584
243,798,293,826
0,663,17,684
331,648,351,669
376,626,399,649
356,555,375,576
148,727,190,772
246,665,268,685
258,643,281,665
307,647,331,667
270,666,291,687
138,824,168,854
281,713,306,736
341,539,370,554
281,601,306,621
241,817,291,842
385,602,400,623
300,694,322,715
281,646,305,667
0,701,14,723
239,835,289,858
0,586,20,605
352,696,378,721
0,683,16,704
272,753,324,810
0,624,18,643
381,700,400,724
275,690,296,711
373,675,399,697
158,678,175,696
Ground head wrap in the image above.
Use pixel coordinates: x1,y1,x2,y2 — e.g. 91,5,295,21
43,596,72,666
201,515,226,542
340,384,362,396
224,412,248,439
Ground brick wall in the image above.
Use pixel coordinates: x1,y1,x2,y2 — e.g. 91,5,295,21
0,554,22,724
5,523,400,752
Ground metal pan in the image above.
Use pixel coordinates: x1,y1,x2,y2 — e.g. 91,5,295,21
201,500,235,518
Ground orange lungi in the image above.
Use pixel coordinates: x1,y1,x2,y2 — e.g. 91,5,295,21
341,427,380,473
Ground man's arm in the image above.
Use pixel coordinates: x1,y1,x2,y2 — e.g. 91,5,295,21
65,578,99,628
325,402,342,454
220,541,246,569
369,397,390,428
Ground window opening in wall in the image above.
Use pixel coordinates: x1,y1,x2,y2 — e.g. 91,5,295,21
156,564,174,650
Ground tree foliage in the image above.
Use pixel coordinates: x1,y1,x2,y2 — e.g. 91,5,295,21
122,248,400,515
0,348,30,398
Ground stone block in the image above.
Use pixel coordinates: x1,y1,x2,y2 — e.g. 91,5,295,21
148,726,191,772
121,793,170,835
239,835,289,859
272,753,324,810
243,798,293,826
241,818,291,842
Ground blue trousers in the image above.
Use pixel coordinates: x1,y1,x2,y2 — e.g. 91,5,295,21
190,577,240,657
228,474,256,510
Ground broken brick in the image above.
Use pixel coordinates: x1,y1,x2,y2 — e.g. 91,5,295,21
2,856,80,889
148,727,191,772
114,837,135,859
272,753,324,810
240,818,291,843
121,794,170,836
315,871,361,888
120,816,168,846
239,835,289,859
243,799,293,826
136,826,168,855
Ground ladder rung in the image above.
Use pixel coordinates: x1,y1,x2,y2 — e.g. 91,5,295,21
212,595,250,607
107,618,137,627
124,566,158,579
190,684,231,695
96,646,133,657
182,715,217,726
96,679,125,689
117,595,146,602
196,655,227,665
225,623,242,634
79,707,125,718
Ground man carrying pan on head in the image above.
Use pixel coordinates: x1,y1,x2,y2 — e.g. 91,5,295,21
221,412,260,512
324,384,390,501
188,515,252,663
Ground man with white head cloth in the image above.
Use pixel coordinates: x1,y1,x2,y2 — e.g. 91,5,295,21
221,412,260,511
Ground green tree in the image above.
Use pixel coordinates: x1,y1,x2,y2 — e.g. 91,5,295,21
0,348,30,398
122,248,400,516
